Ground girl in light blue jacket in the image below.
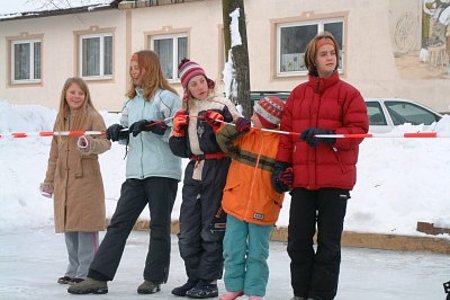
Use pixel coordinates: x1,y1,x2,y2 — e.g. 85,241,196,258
68,50,181,296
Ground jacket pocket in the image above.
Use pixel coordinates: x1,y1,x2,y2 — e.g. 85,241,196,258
223,182,240,194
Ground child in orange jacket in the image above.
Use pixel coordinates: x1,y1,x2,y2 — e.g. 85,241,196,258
214,96,292,300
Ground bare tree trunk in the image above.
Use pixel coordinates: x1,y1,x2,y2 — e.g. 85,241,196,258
222,0,252,117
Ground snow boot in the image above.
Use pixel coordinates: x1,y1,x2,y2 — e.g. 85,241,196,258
172,280,198,296
219,290,244,300
67,277,108,294
70,278,84,284
444,280,450,293
185,280,218,298
57,276,72,284
137,280,161,294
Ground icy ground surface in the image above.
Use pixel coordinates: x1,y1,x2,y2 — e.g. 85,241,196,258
0,227,448,300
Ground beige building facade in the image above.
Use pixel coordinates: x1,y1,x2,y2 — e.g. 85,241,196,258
1,0,449,113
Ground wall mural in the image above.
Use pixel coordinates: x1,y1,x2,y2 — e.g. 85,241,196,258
394,0,450,79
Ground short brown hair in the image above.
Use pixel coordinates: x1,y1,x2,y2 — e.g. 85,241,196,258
304,31,340,77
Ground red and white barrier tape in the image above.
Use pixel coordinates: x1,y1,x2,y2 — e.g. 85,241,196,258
315,132,448,138
0,131,105,139
0,116,175,139
215,119,447,138
260,129,450,138
0,115,445,139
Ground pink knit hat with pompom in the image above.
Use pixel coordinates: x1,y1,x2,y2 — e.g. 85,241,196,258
178,58,215,101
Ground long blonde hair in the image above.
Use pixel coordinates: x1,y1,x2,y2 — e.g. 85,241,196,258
126,50,178,100
54,77,96,139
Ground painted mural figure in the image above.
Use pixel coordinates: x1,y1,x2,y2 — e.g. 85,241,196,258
169,59,240,299
68,50,182,295
40,77,111,286
422,0,450,70
273,32,369,300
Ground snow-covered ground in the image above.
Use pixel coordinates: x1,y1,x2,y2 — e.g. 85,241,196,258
0,227,449,300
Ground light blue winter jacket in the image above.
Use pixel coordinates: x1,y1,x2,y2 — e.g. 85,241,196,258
119,88,182,181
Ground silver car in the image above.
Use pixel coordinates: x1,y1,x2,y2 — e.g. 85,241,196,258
365,97,442,133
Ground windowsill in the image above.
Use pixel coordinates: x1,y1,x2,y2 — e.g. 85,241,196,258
10,80,42,86
275,68,344,79
168,79,181,85
82,76,113,82
277,71,308,77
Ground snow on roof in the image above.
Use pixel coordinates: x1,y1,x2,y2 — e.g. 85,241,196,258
0,0,120,21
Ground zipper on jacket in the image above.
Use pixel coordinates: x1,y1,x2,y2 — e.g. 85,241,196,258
332,146,345,173
140,101,146,179
245,138,264,218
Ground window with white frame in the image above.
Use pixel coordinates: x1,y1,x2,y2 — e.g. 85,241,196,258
79,33,113,79
150,34,188,80
11,39,41,83
277,19,344,76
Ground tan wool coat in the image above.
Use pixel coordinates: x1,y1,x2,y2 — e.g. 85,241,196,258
44,110,111,233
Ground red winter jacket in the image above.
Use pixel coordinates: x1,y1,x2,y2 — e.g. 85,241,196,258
276,72,369,190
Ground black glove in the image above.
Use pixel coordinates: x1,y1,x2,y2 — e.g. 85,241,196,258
106,124,128,142
235,117,251,132
272,161,293,193
300,128,336,147
129,120,168,137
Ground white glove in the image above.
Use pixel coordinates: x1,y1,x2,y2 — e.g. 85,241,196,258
77,135,93,154
39,182,54,198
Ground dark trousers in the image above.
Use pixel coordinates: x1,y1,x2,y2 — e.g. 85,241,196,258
178,158,230,282
288,188,349,300
88,177,178,283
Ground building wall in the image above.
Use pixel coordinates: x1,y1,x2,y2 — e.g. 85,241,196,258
1,0,449,113
0,9,128,112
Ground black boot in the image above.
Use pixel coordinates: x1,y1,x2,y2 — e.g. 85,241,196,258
172,280,198,296
185,280,218,298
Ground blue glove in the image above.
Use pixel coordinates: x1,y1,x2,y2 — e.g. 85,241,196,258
300,128,335,147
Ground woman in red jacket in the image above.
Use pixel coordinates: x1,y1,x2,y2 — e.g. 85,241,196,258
273,32,369,300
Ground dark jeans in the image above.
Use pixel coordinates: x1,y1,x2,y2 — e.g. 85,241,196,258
88,177,178,283
178,158,230,282
288,188,349,300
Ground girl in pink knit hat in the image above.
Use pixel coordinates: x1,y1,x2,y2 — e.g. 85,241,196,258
169,58,240,298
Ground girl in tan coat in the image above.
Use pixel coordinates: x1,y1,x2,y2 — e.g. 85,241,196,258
40,77,111,285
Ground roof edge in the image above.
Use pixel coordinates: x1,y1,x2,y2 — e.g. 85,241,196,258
0,0,121,22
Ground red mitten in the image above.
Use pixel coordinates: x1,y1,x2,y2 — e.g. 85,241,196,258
235,117,251,132
279,167,294,187
204,110,224,132
172,110,189,137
